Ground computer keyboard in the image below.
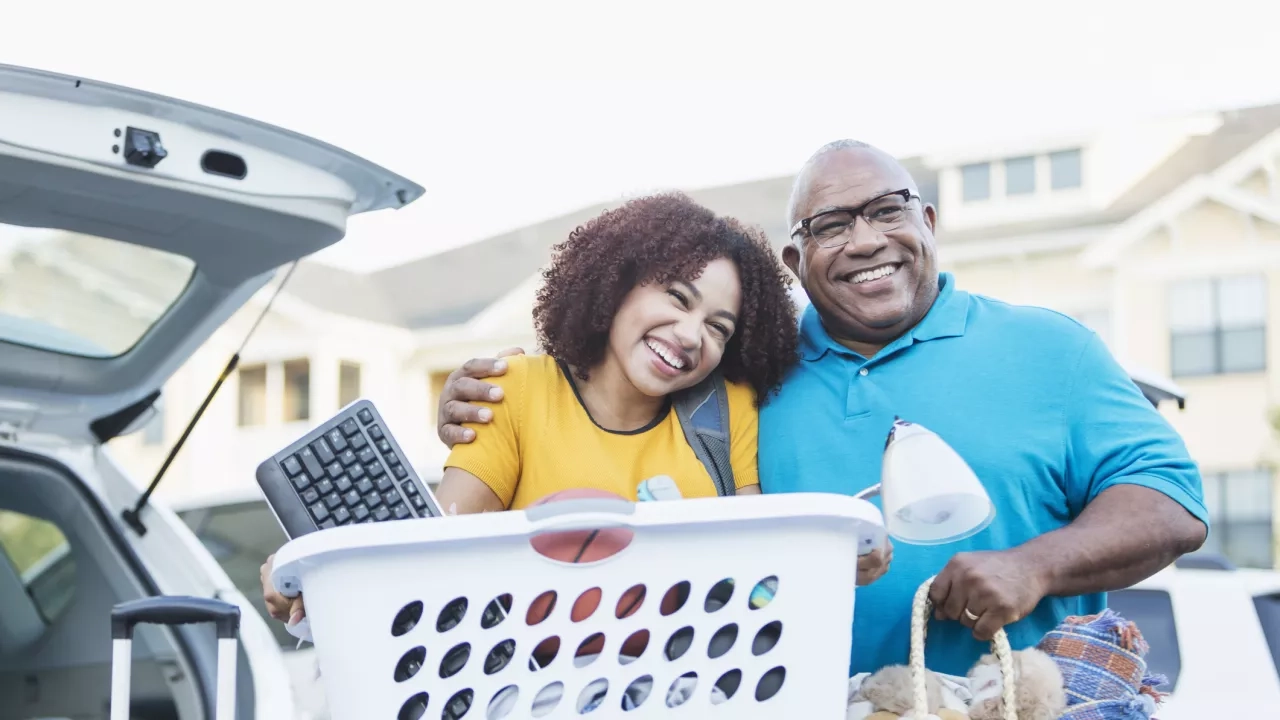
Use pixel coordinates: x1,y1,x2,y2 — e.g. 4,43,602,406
256,399,444,539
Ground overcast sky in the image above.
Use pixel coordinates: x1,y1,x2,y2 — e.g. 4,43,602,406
6,0,1279,271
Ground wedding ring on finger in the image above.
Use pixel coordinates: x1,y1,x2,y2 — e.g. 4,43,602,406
963,608,980,622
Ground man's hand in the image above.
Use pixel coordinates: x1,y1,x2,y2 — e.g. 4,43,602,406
436,348,526,447
260,553,305,625
857,537,893,586
929,549,1047,642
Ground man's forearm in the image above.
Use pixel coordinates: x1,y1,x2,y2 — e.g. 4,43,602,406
1011,483,1207,598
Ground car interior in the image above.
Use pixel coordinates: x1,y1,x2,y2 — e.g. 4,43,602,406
0,447,258,720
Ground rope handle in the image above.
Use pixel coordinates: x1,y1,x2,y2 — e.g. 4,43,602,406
910,576,1017,720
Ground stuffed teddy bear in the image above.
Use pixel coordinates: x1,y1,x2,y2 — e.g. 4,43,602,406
966,647,1067,720
850,664,970,720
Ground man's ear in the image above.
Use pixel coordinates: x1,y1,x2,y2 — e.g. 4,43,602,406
782,243,801,278
922,203,938,234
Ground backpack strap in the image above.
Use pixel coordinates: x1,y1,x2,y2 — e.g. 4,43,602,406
673,371,736,496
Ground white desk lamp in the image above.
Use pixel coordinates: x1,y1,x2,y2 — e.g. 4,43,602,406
855,418,995,545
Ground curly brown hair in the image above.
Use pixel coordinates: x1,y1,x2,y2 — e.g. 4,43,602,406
533,192,799,404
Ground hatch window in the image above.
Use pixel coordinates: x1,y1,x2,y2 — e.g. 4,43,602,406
0,224,195,358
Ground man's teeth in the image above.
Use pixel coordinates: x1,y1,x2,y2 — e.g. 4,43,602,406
646,339,685,369
851,265,897,284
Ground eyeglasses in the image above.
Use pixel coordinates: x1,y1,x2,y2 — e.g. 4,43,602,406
790,189,921,248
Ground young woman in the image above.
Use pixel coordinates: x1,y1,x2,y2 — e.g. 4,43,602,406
436,191,799,512
259,192,798,627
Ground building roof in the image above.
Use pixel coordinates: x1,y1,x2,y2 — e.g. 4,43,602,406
281,103,1280,328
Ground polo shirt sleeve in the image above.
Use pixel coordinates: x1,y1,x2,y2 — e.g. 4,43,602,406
1063,333,1209,527
725,381,761,491
443,355,527,508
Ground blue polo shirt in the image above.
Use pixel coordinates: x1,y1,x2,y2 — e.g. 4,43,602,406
759,272,1207,677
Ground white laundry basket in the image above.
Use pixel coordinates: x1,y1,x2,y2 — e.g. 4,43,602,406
270,492,885,719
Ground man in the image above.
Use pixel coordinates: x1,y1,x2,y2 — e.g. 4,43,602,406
434,140,1209,677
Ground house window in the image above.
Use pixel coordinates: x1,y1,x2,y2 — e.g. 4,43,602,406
1005,156,1036,195
1200,468,1274,569
339,361,362,407
1168,274,1267,377
1049,149,1083,189
961,162,991,202
237,364,267,427
283,359,311,422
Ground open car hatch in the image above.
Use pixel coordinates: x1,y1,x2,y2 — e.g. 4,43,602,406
0,63,425,443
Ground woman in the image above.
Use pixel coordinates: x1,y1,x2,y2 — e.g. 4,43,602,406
436,191,798,511
260,192,798,624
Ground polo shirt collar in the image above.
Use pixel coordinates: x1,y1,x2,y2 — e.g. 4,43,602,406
799,272,970,361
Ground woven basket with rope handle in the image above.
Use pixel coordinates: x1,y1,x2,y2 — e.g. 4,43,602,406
909,576,1018,720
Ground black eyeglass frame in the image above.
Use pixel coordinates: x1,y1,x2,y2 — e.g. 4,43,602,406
789,188,921,245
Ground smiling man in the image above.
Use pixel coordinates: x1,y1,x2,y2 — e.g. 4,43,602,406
433,140,1209,677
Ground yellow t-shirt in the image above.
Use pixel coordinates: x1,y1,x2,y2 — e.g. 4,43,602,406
444,354,759,509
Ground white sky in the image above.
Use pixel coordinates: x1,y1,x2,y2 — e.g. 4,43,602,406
5,0,1280,272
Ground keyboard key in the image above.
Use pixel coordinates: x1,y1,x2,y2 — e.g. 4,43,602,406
316,479,334,496
349,433,368,450
343,490,362,507
375,475,393,493
324,493,343,510
367,462,385,478
290,474,311,491
326,428,348,452
313,438,336,465
301,488,320,505
326,461,344,479
349,464,367,481
369,424,384,440
376,439,392,454
340,418,360,437
333,506,352,525
338,449,358,467
355,478,374,495
393,504,411,520
298,447,324,480
391,463,408,480
364,492,382,508
310,502,330,522
352,505,370,521
373,506,391,522
357,447,376,465
334,475,353,492
319,518,336,530
383,490,401,507
403,481,419,496
282,456,303,476
411,495,427,510
358,408,374,425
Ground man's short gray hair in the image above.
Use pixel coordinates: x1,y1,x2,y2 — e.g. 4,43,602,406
788,139,875,233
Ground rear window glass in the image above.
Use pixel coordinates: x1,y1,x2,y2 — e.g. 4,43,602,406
0,510,76,623
1255,593,1280,679
178,501,295,650
0,224,194,358
1107,589,1182,690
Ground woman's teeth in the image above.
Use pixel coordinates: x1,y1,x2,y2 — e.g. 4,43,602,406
852,264,897,284
646,339,685,369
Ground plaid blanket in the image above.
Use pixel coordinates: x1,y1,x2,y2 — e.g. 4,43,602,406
1036,609,1166,720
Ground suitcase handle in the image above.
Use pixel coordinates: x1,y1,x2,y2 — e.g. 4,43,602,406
111,595,241,640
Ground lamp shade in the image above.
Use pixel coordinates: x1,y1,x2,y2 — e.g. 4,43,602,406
879,418,995,545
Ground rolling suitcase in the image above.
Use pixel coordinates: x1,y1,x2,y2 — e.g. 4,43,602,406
109,595,241,720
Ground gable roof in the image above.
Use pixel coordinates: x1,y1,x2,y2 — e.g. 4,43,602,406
281,157,939,330
941,102,1280,244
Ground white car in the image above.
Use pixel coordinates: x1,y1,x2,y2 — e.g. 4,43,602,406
0,63,423,720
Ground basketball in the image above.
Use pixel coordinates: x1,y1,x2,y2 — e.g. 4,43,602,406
525,488,639,629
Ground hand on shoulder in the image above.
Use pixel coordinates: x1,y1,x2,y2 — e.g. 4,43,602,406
437,347,526,446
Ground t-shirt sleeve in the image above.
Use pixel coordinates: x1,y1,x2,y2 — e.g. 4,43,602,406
726,381,761,491
1063,332,1209,528
443,356,527,508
